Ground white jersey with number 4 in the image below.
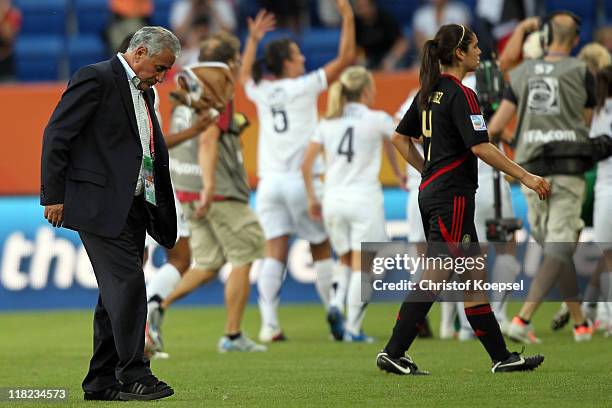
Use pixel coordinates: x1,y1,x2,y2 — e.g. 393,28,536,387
245,68,327,177
314,102,394,253
313,102,395,195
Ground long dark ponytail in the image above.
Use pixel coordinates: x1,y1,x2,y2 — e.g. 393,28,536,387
595,65,612,113
418,24,475,111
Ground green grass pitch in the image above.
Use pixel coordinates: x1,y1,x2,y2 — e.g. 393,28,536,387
1,302,610,407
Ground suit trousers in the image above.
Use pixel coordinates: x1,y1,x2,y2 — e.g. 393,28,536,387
79,195,151,392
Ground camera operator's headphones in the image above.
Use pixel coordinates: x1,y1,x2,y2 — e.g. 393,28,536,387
540,10,582,49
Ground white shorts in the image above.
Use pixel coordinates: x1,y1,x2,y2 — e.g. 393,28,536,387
406,188,425,242
323,190,388,255
255,173,328,244
593,189,612,246
145,189,190,247
474,174,514,242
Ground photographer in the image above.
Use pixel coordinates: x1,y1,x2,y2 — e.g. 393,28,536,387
488,11,596,343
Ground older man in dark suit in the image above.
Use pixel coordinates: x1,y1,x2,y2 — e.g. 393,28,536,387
40,26,180,401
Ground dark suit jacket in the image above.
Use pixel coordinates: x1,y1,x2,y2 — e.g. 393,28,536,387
40,56,177,249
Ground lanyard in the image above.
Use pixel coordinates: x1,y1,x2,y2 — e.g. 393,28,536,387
142,92,155,158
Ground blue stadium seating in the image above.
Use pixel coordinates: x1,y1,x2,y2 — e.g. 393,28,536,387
15,36,65,81
68,35,107,76
301,28,340,55
151,0,174,28
545,0,597,21
305,50,336,72
377,0,419,26
14,0,67,36
73,0,111,36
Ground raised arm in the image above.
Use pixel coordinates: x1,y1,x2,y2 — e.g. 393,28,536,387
239,9,276,85
301,141,324,221
322,0,356,84
498,17,540,72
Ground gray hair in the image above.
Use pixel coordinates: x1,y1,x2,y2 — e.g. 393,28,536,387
127,26,181,58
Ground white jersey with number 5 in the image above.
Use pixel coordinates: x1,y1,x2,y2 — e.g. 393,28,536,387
245,68,327,177
313,103,395,194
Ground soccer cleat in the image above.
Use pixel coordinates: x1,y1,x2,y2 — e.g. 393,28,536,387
144,322,168,359
218,334,268,353
376,351,430,376
439,324,457,340
145,301,165,355
508,316,542,344
551,303,570,331
327,306,345,341
258,325,287,343
573,320,593,342
491,351,544,373
343,331,375,343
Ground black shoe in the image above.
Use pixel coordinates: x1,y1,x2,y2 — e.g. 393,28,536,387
84,384,122,401
551,308,570,331
376,351,430,376
492,352,544,373
119,375,174,401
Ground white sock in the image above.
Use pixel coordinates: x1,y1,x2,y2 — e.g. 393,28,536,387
330,263,351,312
457,302,471,331
440,301,456,335
600,272,612,323
490,254,520,322
346,271,370,335
257,258,285,329
314,258,334,310
146,263,181,302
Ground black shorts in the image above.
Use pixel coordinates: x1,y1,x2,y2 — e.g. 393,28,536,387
419,193,479,245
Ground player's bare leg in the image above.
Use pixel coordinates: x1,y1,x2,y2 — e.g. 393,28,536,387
219,263,267,352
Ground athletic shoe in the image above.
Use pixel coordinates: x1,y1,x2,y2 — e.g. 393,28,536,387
84,384,121,401
343,331,375,343
439,324,456,340
327,306,345,341
218,335,268,353
258,325,287,343
376,351,430,375
497,315,511,336
573,320,593,342
491,351,544,373
551,303,570,331
145,301,165,354
119,375,174,401
508,316,542,344
144,322,166,359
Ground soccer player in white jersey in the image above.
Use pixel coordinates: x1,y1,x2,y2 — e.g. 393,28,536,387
240,2,356,342
586,65,612,335
302,66,404,342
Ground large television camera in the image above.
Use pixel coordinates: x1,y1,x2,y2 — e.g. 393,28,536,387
475,60,523,242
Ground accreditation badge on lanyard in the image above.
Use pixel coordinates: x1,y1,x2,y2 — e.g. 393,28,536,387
143,98,157,206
